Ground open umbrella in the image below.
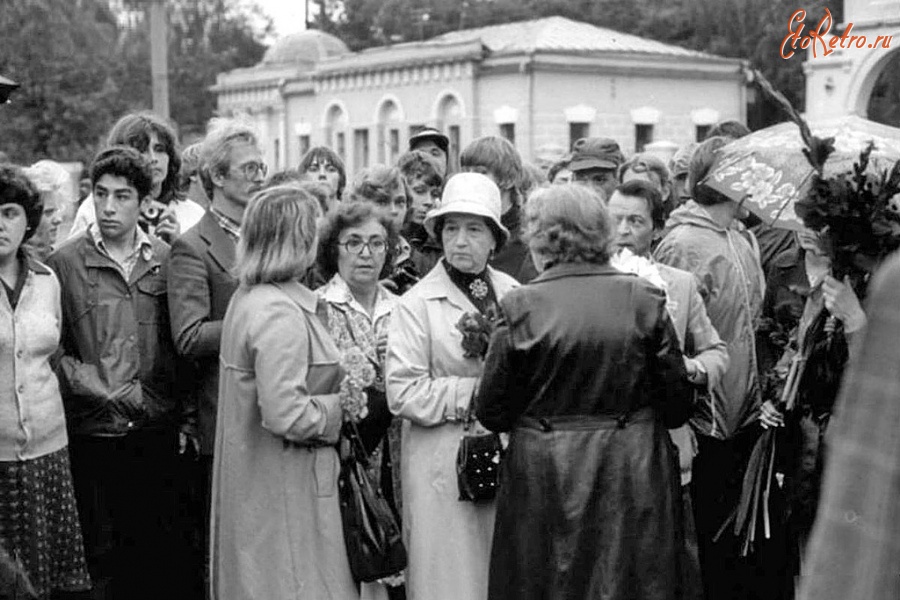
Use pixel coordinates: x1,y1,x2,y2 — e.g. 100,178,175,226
0,75,20,104
702,116,900,230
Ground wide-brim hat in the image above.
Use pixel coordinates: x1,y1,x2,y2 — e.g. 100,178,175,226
424,172,510,249
409,127,450,154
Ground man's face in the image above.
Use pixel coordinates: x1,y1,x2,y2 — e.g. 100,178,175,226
412,140,447,177
93,174,142,243
608,191,656,257
217,142,265,207
573,167,617,200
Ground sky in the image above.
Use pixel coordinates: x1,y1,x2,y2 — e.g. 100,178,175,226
253,0,309,37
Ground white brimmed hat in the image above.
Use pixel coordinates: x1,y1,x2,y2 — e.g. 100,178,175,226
424,172,510,248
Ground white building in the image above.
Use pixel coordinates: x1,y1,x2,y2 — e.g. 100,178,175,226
804,0,900,124
213,16,747,174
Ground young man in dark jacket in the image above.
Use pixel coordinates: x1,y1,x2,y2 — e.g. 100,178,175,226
48,146,192,600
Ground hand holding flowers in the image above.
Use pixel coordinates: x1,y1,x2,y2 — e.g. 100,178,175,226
456,306,499,360
339,346,376,423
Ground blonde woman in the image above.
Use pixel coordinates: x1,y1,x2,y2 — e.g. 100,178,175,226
209,184,357,599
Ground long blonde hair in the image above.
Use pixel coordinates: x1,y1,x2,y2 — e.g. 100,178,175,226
236,184,321,286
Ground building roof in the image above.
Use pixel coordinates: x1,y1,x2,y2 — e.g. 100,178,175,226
435,16,721,60
261,30,349,68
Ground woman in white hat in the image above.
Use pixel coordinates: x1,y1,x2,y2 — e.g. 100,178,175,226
385,172,519,600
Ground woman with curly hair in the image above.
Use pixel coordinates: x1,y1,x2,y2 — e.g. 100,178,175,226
475,183,692,600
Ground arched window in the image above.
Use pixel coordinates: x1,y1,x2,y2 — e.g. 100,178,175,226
325,103,348,161
376,99,403,164
867,49,900,127
436,93,464,171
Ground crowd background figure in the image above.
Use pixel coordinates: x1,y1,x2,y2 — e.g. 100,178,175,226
0,100,897,600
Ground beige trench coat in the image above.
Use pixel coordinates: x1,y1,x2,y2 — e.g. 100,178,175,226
209,280,357,600
386,263,519,600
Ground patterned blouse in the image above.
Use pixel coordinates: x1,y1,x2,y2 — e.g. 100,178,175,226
317,274,398,391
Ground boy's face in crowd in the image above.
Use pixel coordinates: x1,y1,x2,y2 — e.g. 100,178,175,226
93,174,142,243
406,175,440,225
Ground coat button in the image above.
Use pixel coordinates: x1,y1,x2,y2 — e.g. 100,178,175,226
15,349,23,358
17,384,24,394
127,421,134,428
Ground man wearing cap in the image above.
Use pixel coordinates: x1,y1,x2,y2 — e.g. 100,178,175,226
409,127,450,178
569,137,626,200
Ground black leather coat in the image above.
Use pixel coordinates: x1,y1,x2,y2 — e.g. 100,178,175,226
475,262,692,600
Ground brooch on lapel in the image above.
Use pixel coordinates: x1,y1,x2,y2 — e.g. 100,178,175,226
469,279,489,300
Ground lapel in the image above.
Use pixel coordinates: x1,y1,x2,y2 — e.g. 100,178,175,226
197,212,236,274
418,262,475,313
129,239,163,284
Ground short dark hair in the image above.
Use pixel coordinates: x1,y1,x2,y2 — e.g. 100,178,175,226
614,179,666,230
265,169,303,188
0,163,43,243
107,111,181,202
689,136,732,206
298,146,347,200
397,150,443,189
547,157,571,183
705,120,750,141
316,201,399,280
90,146,154,200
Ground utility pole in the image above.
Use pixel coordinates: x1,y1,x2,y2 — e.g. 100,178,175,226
148,0,170,119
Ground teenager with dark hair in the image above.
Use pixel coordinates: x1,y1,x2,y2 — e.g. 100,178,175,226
69,112,205,242
48,146,191,600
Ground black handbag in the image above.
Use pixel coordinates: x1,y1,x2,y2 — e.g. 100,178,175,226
338,421,407,583
456,394,503,502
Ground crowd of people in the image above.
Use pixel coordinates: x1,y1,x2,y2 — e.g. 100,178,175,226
0,107,897,600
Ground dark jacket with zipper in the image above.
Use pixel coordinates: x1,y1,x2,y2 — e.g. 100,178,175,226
47,232,188,437
475,262,692,600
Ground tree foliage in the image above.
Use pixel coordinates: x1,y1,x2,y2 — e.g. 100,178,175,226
0,0,270,165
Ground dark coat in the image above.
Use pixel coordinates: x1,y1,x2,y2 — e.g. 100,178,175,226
475,262,692,600
47,233,186,437
166,212,239,456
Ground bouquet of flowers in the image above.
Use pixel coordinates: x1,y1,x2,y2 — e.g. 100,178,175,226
797,144,900,288
456,306,500,359
339,346,376,423
610,248,668,291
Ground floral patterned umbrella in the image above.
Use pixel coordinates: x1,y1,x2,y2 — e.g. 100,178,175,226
702,115,900,230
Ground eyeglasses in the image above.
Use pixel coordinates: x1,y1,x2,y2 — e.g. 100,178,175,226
339,238,388,255
235,161,267,180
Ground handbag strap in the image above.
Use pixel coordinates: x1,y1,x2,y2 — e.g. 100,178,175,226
462,381,480,431
342,420,370,466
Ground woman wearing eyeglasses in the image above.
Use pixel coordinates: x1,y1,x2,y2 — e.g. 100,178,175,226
316,201,400,598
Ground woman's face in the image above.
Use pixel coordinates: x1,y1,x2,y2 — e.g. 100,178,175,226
26,191,64,261
0,203,28,263
302,157,341,198
337,218,389,290
441,214,496,274
141,131,170,193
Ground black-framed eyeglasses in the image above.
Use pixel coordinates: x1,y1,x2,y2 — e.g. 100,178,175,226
235,161,267,180
339,238,388,255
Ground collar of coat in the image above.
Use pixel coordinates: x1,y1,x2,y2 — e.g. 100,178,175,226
531,262,620,284
416,261,518,311
273,279,321,314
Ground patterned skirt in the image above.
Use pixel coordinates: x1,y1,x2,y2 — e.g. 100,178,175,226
0,447,91,599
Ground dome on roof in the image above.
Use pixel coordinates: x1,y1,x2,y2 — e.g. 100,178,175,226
262,30,349,68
